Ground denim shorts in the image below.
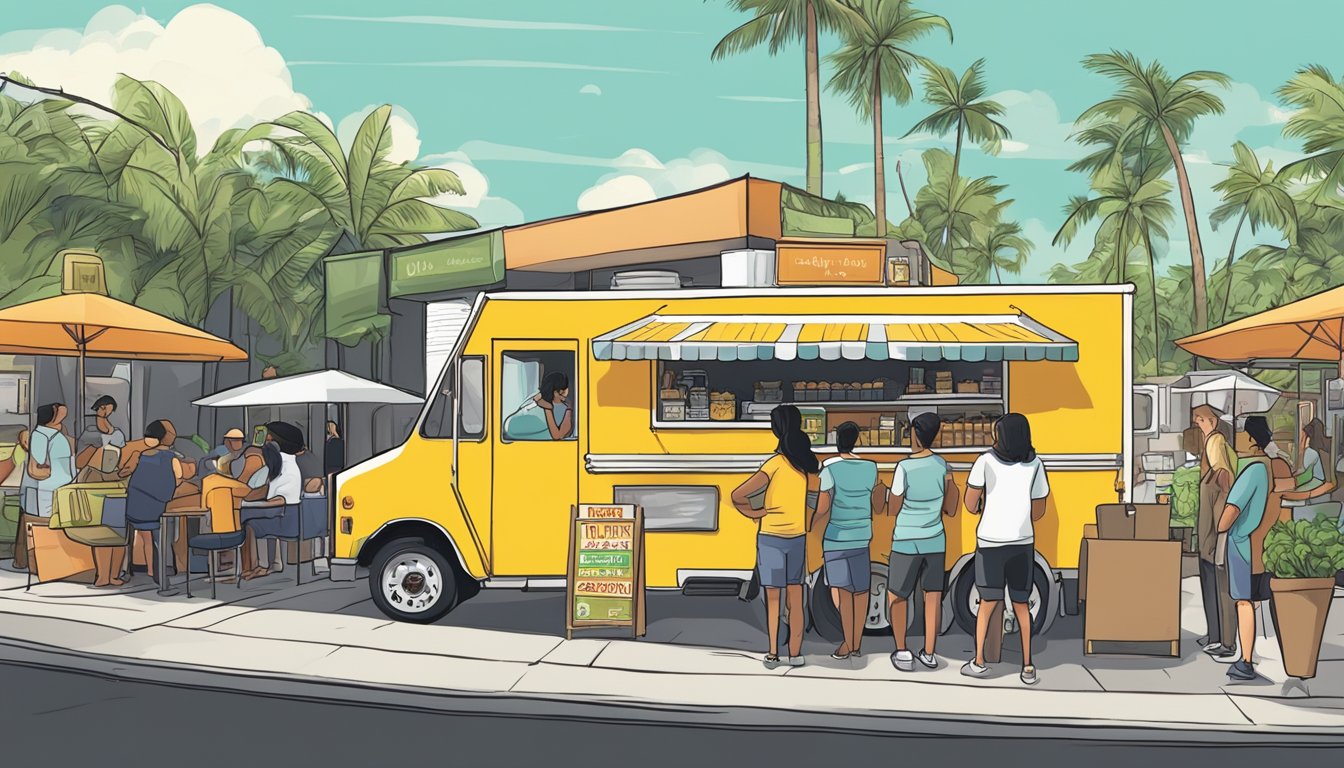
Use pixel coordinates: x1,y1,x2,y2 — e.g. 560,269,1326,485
823,547,869,592
1227,542,1254,601
757,534,806,587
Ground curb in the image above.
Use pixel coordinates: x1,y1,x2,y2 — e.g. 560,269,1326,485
0,634,1341,745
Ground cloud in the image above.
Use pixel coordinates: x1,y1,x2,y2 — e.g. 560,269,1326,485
289,59,663,74
0,4,313,152
989,90,1081,161
1188,81,1297,160
297,14,684,33
579,83,602,96
838,162,872,175
719,95,803,103
337,105,421,164
577,148,735,211
426,151,526,229
432,141,802,180
578,175,658,211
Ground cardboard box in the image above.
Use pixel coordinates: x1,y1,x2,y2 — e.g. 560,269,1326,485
1083,539,1181,655
1095,504,1170,541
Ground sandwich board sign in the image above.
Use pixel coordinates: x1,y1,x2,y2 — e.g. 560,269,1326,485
566,503,646,639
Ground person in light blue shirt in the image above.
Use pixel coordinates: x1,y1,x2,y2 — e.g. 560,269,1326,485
1220,415,1276,682
27,402,75,519
812,422,879,660
886,412,958,672
503,371,572,441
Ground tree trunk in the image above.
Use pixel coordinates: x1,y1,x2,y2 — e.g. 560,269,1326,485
1159,120,1209,332
895,160,914,217
1142,225,1163,375
946,119,965,273
1218,210,1248,327
804,0,823,197
872,65,886,238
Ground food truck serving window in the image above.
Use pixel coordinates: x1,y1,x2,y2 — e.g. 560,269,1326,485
591,312,1078,450
654,358,1006,449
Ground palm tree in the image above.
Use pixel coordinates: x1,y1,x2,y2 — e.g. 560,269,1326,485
1209,141,1298,325
1277,65,1344,206
904,58,1010,267
1055,161,1175,361
712,0,849,196
1078,51,1229,332
828,0,951,237
911,148,1006,272
964,218,1030,284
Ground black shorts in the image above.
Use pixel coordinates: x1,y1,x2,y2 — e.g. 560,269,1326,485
974,543,1034,603
887,551,946,599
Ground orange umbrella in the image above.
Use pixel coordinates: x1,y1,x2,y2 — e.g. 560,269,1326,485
1176,285,1344,374
0,292,247,418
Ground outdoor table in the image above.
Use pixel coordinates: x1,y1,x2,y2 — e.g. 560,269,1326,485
158,508,206,596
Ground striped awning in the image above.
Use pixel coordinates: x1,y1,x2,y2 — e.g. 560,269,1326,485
591,313,1078,362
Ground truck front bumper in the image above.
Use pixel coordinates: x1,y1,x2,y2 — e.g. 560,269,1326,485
329,558,358,582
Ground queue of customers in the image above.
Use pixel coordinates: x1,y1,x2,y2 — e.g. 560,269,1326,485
732,405,1050,686
10,398,326,586
1189,406,1299,682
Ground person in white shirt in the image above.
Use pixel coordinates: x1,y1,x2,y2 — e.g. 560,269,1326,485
959,413,1050,686
238,422,306,580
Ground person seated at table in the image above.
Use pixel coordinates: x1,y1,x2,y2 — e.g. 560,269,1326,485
238,422,304,580
125,420,185,579
207,427,266,482
75,395,127,483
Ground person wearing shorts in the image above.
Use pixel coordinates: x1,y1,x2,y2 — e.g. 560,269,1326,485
732,405,819,669
886,412,958,672
962,414,1050,686
1219,416,1275,682
813,422,879,660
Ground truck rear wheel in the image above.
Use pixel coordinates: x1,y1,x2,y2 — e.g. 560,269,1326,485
368,537,460,624
950,558,1052,637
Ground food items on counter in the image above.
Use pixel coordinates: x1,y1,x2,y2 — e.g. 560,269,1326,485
799,408,827,445
660,398,686,421
934,371,954,395
754,380,784,403
956,380,980,394
981,374,1003,396
709,391,737,421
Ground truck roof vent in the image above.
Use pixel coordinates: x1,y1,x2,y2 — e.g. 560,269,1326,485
610,270,683,290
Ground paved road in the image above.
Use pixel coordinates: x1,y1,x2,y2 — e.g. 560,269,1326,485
1,660,1338,766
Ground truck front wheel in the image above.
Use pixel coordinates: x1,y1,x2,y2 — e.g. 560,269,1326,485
368,537,460,624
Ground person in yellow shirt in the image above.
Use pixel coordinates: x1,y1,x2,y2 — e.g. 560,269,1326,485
731,405,819,669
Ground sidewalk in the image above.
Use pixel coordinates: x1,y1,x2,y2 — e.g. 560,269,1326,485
1,564,1342,743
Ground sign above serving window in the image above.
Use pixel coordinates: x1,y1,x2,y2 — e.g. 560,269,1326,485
775,241,885,285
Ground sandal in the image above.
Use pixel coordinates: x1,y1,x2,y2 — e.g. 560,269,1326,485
763,654,782,669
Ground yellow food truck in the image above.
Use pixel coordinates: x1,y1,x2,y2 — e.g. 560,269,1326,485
331,284,1134,635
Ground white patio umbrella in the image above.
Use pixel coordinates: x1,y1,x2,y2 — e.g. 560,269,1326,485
1172,373,1280,418
193,369,423,408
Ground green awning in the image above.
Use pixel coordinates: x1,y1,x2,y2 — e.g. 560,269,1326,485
780,185,877,238
388,230,504,298
324,250,387,347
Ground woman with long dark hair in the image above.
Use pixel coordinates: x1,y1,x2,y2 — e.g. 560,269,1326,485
731,405,819,669
961,413,1050,686
503,371,573,441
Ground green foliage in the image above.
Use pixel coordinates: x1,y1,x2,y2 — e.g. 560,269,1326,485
1169,465,1200,528
825,0,952,118
1262,514,1344,579
0,72,478,373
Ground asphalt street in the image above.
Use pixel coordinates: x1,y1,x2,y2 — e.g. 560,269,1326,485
2,659,1339,767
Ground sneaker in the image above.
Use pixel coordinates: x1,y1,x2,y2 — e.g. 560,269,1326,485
960,660,991,678
763,654,782,670
1204,643,1236,659
1020,665,1039,686
917,650,939,669
788,656,806,668
1227,660,1256,681
891,649,915,672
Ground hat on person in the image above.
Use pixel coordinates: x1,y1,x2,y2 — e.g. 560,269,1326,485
265,421,305,454
223,428,246,440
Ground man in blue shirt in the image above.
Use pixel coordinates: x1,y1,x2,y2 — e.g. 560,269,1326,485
1219,415,1274,681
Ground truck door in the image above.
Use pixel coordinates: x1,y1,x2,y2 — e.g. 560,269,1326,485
491,340,581,576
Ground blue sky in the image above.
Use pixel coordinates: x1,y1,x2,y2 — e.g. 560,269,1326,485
1,1,1337,281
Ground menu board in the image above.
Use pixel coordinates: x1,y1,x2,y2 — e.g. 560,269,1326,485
775,243,885,285
566,504,646,639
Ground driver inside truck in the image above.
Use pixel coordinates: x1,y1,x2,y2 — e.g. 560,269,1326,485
503,371,573,441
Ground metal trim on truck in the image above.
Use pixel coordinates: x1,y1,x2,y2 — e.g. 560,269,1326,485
585,453,1124,474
